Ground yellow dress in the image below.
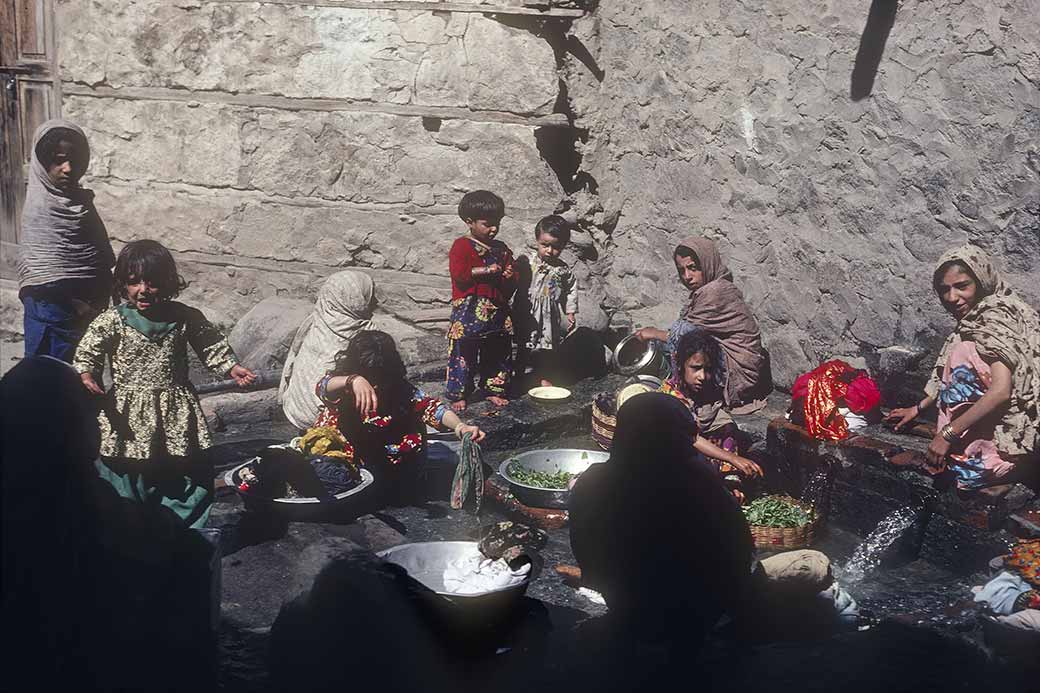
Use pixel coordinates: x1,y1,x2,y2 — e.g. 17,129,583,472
74,303,239,459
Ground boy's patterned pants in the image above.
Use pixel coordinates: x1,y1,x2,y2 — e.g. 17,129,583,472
445,334,512,401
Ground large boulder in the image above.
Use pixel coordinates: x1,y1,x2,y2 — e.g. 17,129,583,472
228,297,313,372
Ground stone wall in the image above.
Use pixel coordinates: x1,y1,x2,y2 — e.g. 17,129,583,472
55,0,571,333
50,0,1039,396
563,0,1039,397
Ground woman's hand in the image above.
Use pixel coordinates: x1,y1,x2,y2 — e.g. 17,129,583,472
926,434,951,469
729,455,763,479
352,376,378,416
884,406,919,431
455,423,486,443
634,327,667,342
567,313,577,331
81,372,105,395
230,364,258,387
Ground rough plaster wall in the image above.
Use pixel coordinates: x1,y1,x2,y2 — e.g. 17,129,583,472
564,0,1040,397
55,0,565,331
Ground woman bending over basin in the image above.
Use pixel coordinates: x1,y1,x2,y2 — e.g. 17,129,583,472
886,245,1039,490
635,236,771,412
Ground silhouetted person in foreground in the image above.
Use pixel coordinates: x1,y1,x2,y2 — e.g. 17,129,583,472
1,357,214,691
567,393,754,684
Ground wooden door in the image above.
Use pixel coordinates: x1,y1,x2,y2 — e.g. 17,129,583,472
1,0,60,278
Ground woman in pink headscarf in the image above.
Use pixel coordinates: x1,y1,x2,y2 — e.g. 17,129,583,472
636,236,771,413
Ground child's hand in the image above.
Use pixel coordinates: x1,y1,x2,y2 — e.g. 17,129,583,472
81,372,105,395
455,423,486,443
352,376,378,416
230,364,258,387
501,263,514,280
729,455,763,479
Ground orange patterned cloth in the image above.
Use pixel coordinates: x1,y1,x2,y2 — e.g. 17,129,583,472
1005,539,1040,588
790,360,880,442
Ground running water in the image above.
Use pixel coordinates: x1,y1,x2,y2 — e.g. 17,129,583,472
841,506,920,583
799,463,831,508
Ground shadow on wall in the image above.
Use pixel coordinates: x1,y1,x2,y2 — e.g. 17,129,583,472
850,0,899,101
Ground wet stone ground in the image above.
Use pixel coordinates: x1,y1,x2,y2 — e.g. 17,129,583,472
208,407,1035,692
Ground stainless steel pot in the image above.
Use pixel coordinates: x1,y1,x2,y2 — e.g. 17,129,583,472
612,334,661,375
498,448,610,509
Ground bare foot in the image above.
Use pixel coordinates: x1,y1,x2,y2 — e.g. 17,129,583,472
450,399,467,413
487,395,509,407
539,378,554,387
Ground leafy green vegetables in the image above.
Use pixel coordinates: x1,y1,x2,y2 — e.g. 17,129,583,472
742,496,813,528
507,461,574,489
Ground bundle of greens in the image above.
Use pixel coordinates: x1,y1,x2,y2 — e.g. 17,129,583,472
742,495,813,528
506,462,574,490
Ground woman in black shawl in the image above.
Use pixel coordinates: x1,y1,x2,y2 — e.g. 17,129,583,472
569,393,754,647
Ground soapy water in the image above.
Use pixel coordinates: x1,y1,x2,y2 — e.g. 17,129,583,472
840,506,920,583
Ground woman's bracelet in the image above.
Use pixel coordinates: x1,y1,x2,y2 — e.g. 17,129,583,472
453,422,465,436
939,423,959,443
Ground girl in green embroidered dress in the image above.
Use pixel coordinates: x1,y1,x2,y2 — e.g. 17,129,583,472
74,240,257,527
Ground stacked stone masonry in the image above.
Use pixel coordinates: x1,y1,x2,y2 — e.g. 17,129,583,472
47,0,1039,394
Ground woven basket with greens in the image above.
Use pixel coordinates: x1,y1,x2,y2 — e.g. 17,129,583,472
743,495,817,549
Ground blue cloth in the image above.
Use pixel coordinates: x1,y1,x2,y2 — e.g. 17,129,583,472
974,571,1032,616
20,277,109,362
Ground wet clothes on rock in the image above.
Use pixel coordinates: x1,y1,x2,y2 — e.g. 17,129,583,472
445,236,516,401
925,245,1040,463
671,236,772,410
569,393,754,644
74,303,240,527
279,271,375,429
18,120,114,361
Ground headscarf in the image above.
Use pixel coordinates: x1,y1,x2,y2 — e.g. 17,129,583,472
279,271,376,429
18,119,114,290
676,237,771,407
569,393,753,641
926,245,1040,457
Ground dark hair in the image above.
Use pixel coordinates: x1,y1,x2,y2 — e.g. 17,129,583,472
675,328,725,391
35,127,89,171
534,215,571,245
932,260,984,297
113,240,185,300
674,245,701,267
458,190,505,222
333,330,408,390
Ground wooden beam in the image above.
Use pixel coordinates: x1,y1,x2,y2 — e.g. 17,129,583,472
62,84,572,128
206,0,584,18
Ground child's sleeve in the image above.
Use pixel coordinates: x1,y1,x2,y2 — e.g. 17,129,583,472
73,310,118,376
449,239,476,291
413,386,448,430
565,270,579,315
185,307,240,376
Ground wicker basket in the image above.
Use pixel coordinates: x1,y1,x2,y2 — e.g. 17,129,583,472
591,394,617,450
747,496,818,550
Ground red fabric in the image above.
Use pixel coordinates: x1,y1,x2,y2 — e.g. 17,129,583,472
845,373,881,414
449,236,516,303
793,360,881,441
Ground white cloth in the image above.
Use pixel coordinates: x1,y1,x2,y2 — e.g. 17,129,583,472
441,555,530,595
838,407,868,431
973,571,1032,616
278,271,375,429
523,251,578,351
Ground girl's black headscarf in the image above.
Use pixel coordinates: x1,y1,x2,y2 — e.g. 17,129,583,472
569,393,753,644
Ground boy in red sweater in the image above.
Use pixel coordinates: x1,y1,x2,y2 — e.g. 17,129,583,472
445,190,516,412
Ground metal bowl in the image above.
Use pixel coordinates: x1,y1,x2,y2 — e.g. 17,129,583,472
527,385,572,404
378,541,531,629
224,458,374,521
612,334,661,375
499,448,610,509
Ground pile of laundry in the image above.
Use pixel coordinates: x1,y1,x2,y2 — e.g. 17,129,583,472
789,360,882,441
972,538,1040,657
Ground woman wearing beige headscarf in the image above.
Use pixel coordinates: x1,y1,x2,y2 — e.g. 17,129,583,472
636,237,771,412
886,245,1039,489
279,271,376,429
